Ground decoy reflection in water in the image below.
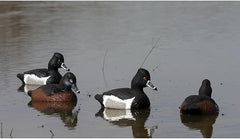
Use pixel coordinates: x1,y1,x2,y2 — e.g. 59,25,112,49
28,101,80,129
95,108,157,138
180,114,218,138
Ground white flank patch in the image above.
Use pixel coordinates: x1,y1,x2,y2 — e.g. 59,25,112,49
103,95,135,109
103,108,135,121
24,74,50,85
24,85,41,95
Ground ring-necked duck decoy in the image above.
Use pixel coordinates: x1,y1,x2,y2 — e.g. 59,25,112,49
28,72,80,102
17,52,70,85
180,79,219,115
95,68,157,109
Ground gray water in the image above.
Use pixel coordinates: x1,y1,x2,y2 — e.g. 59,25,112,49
0,1,240,137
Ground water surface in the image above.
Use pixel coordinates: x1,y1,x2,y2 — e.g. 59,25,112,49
0,1,240,137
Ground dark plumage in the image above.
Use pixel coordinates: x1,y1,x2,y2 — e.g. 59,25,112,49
17,52,70,85
28,72,80,102
95,68,157,109
180,79,219,115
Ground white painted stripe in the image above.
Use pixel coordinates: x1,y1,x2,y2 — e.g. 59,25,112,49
103,109,135,121
103,95,135,109
24,74,50,85
24,85,41,95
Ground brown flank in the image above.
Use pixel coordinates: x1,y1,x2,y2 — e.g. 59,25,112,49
180,100,218,114
31,88,77,102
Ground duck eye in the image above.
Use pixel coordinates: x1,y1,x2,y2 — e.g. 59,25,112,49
58,59,61,63
69,79,73,83
143,76,147,80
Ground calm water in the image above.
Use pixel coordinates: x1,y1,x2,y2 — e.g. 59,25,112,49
0,1,240,137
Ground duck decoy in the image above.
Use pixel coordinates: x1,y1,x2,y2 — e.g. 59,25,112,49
95,68,157,109
28,72,80,102
17,52,69,85
180,79,219,115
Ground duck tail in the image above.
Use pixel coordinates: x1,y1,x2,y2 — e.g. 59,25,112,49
17,73,25,84
94,94,104,107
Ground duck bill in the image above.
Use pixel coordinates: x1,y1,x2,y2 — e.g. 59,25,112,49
146,80,157,91
71,83,80,94
61,63,70,71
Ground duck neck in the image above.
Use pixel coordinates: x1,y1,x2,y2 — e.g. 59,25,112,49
59,81,69,91
199,86,212,97
48,64,59,74
131,76,144,91
48,69,60,77
131,84,143,91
